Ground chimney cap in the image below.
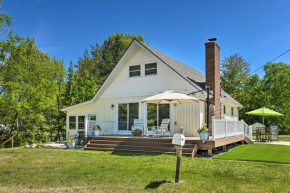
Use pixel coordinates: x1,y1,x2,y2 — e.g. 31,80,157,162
208,38,217,42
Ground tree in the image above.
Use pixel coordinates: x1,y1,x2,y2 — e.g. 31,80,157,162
0,0,12,33
221,53,251,99
260,63,290,133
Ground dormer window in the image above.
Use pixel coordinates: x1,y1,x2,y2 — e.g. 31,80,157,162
145,63,157,75
129,65,141,77
231,107,234,116
223,105,226,115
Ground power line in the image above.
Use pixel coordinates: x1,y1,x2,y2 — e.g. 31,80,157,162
249,48,290,75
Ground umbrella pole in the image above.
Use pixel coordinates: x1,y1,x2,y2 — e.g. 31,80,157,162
263,116,264,125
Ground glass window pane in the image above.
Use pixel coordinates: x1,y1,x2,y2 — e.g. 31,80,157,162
78,123,85,130
145,69,157,75
78,116,85,123
89,115,96,121
145,63,157,69
69,116,76,122
129,65,140,71
147,104,157,130
69,123,76,129
130,71,141,77
118,104,128,130
159,104,170,126
129,103,139,131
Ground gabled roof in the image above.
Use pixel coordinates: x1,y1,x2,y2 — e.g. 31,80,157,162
138,40,242,107
61,39,242,111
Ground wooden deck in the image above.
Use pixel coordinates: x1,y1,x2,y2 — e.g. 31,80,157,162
84,135,251,157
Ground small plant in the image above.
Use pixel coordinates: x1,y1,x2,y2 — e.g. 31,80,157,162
197,123,209,133
93,125,101,131
67,137,75,143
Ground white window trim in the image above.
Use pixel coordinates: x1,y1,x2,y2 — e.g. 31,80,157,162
144,62,157,76
115,100,141,133
129,65,141,78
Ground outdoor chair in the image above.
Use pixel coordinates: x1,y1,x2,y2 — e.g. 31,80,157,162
152,119,170,138
131,119,144,137
270,128,279,142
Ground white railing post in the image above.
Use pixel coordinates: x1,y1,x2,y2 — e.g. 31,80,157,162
84,117,88,138
249,126,252,141
225,119,228,138
235,119,237,136
212,116,215,140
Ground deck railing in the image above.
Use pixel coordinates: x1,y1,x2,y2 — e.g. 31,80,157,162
84,120,115,136
212,117,252,141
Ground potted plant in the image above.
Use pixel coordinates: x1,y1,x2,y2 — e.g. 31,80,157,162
66,137,75,149
198,123,209,142
93,125,101,136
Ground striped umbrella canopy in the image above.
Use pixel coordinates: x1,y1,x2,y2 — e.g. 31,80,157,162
246,107,283,125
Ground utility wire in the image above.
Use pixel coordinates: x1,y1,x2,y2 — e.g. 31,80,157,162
249,48,290,75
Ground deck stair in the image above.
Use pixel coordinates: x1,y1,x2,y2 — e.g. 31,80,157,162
84,136,198,157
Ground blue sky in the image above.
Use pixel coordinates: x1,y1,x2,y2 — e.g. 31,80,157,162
1,0,290,76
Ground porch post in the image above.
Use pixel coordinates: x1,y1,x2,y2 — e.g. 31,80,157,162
84,117,88,138
225,119,228,138
249,126,253,141
212,116,215,140
235,119,237,136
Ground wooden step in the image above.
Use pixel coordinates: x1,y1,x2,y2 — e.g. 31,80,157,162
86,143,195,153
244,137,253,144
88,137,196,145
88,140,195,148
84,147,194,156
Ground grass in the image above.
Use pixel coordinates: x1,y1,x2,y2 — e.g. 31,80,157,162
1,148,290,192
215,144,290,164
279,135,290,142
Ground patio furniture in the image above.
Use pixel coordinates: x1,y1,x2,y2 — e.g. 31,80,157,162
269,127,279,142
131,119,144,137
152,119,170,138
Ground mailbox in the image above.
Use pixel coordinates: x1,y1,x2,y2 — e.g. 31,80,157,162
172,133,185,146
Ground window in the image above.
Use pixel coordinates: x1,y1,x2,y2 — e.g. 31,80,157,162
145,63,157,75
88,114,96,131
78,116,85,130
223,105,226,115
69,116,76,129
231,107,234,116
129,65,141,77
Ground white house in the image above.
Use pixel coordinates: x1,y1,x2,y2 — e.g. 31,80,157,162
61,39,242,138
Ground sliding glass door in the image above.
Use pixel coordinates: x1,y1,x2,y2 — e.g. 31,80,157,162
147,104,170,131
118,103,139,131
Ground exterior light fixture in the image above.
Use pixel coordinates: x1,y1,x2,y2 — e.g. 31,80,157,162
111,104,114,109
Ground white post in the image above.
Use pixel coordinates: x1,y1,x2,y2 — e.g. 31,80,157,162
225,119,228,138
235,119,237,136
249,126,252,141
84,117,88,137
212,116,215,140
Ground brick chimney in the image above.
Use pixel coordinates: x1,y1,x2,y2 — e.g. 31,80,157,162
205,39,221,120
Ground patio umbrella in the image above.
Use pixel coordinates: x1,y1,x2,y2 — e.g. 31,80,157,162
141,90,199,104
246,107,283,125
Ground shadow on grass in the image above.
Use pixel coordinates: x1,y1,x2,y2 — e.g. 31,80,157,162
111,151,163,157
145,180,168,189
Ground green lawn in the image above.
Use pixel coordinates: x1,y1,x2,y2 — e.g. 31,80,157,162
1,148,290,192
279,135,290,142
215,144,290,164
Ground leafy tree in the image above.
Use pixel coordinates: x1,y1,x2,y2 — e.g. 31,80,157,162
221,53,251,99
260,63,290,133
0,0,12,33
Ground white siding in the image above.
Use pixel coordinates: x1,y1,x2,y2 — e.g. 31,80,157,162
173,102,199,137
101,49,195,98
221,103,239,120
